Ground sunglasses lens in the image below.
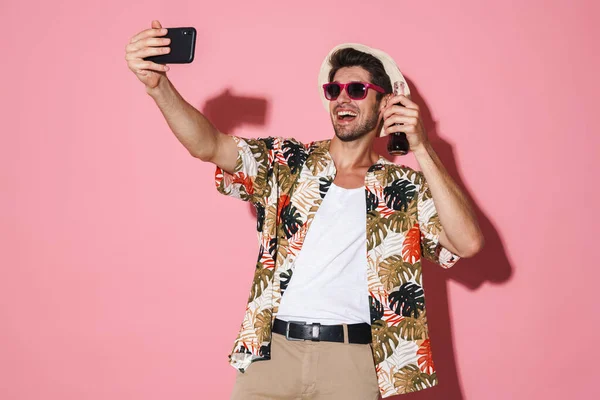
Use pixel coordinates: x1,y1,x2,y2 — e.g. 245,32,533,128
325,83,341,100
348,83,367,99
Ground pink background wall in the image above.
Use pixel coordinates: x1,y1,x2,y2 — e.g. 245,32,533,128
2,0,599,399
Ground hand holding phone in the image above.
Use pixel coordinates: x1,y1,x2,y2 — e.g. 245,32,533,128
143,27,196,64
126,21,197,90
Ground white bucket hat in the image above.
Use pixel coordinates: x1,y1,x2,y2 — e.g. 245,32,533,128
318,43,411,137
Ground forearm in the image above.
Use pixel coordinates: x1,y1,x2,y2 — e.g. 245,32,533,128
146,76,219,160
414,142,484,257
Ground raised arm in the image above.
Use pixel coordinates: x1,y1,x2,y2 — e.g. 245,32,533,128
145,77,238,173
382,93,485,258
125,20,237,173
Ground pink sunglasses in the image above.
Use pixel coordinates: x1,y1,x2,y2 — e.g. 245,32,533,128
322,81,386,100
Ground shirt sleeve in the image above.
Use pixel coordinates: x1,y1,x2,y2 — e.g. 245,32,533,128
214,135,276,203
417,175,460,268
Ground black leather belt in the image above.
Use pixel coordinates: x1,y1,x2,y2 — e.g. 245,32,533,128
273,318,372,344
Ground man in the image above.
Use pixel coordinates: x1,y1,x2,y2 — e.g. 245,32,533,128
125,20,484,399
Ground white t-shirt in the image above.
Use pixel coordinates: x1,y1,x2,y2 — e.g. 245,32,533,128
276,182,371,325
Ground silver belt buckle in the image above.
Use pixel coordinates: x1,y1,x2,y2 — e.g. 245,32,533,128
285,320,306,341
311,323,321,342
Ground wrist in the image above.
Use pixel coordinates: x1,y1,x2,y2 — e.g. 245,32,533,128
412,141,434,159
145,75,170,99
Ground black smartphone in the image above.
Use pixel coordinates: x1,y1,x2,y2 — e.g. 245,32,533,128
144,27,196,64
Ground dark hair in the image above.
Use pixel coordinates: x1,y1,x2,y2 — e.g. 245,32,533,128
328,47,392,101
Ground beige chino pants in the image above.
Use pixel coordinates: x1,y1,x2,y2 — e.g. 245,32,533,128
230,331,380,400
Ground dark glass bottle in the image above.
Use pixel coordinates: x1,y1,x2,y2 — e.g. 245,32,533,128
387,105,409,155
387,81,410,155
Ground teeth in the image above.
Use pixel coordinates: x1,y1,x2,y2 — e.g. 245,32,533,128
337,110,357,117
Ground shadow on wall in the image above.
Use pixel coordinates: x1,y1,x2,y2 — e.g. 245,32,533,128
203,88,269,135
202,80,513,400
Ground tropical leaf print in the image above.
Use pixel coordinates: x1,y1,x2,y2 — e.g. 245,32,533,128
384,339,420,376
384,179,417,211
366,189,379,212
231,172,254,196
393,364,437,394
383,307,404,326
268,237,278,260
403,169,423,187
389,282,425,318
275,235,289,267
254,309,272,343
277,164,295,194
427,214,442,236
279,270,293,294
318,177,332,199
291,179,321,217
378,255,418,290
262,165,274,200
255,203,265,232
262,136,276,150
250,263,274,301
368,163,384,174
402,225,421,264
417,339,435,374
385,200,417,233
371,319,401,364
397,309,429,341
419,372,438,390
288,210,313,256
264,204,278,237
246,139,270,199
259,342,271,358
233,148,244,172
257,245,275,270
276,195,291,224
411,261,423,286
282,140,307,174
281,203,302,238
419,177,433,202
373,164,402,187
247,139,269,164
369,295,385,322
367,210,387,251
306,147,329,175
421,237,438,261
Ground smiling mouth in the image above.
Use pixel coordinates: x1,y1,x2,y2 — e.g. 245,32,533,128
336,110,358,122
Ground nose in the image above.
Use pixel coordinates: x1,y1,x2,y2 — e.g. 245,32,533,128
336,87,352,105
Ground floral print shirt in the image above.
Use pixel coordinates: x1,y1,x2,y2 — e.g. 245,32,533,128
214,136,460,397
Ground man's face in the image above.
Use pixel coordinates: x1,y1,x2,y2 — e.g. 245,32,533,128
328,66,383,142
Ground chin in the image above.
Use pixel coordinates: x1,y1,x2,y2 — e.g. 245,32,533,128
334,128,367,142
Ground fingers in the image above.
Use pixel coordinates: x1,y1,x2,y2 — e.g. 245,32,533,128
127,36,170,52
384,95,419,111
382,103,418,120
383,120,417,137
125,25,169,60
130,60,169,74
129,27,168,45
125,21,169,81
125,44,170,61
383,115,418,130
